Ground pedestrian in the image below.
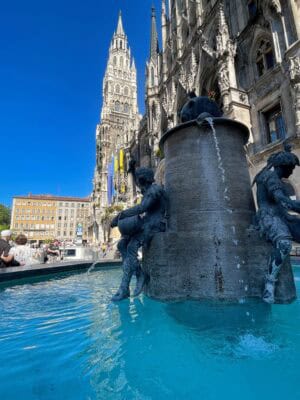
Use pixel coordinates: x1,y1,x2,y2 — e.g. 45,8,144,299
0,230,20,267
8,234,40,266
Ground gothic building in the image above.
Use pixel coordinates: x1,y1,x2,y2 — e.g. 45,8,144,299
91,1,300,243
92,12,140,242
136,0,300,193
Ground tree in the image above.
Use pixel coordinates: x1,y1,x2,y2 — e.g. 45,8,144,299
0,204,11,231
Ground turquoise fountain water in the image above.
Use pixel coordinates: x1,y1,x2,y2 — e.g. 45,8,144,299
0,267,299,400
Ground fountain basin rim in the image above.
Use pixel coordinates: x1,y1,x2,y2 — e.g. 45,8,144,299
159,117,250,151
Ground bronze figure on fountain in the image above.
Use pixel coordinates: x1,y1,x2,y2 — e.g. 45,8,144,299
253,144,300,303
111,160,168,301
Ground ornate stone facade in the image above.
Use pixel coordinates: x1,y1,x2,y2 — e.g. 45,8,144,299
135,0,300,198
92,12,140,242
90,1,300,243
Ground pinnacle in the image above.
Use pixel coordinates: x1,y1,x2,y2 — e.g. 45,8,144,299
116,10,124,35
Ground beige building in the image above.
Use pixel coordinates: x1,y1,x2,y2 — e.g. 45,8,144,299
11,195,90,242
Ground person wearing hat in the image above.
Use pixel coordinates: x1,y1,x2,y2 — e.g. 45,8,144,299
253,144,300,303
0,230,14,268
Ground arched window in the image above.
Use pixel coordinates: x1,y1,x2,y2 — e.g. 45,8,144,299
115,84,120,94
124,86,129,96
120,40,123,49
152,103,156,120
124,103,129,113
247,0,257,20
263,104,286,143
115,101,120,112
151,67,155,86
113,56,117,66
256,39,275,77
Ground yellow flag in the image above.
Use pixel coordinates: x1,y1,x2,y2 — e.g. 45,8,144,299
114,156,119,172
119,149,124,172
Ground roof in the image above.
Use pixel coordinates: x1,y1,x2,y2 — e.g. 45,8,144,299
13,194,90,202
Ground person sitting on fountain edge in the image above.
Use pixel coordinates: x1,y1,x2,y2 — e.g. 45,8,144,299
253,143,300,304
110,163,168,301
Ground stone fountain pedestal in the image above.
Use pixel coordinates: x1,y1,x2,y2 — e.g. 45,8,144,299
143,118,296,303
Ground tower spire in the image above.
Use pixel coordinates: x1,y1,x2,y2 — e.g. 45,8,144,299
116,10,124,35
150,6,159,60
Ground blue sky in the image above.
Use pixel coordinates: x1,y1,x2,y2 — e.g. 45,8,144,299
0,0,161,207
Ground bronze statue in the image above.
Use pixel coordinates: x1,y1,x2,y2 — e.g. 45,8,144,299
253,144,300,303
179,92,222,123
111,163,168,301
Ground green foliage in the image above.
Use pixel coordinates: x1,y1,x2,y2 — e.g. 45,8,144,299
0,204,10,231
101,204,124,223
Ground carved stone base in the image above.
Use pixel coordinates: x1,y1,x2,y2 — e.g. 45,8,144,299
143,231,296,303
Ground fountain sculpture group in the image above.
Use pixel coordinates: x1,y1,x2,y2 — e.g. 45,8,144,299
111,95,298,304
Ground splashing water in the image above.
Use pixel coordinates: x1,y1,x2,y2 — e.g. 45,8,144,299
0,267,299,399
234,334,279,359
87,261,99,275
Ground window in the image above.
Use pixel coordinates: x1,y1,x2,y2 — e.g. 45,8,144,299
115,101,120,112
264,104,286,143
256,39,275,77
120,40,123,49
124,86,129,96
248,0,257,19
113,56,117,66
115,84,120,94
124,103,129,113
151,67,155,86
120,56,123,67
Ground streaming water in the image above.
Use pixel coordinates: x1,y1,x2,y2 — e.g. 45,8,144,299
205,117,244,280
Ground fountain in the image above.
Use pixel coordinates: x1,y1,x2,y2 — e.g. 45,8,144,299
142,96,296,304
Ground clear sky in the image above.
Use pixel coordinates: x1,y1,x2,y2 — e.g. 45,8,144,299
0,0,161,207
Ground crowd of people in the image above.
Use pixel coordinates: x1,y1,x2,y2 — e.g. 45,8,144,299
0,230,62,268
0,229,121,269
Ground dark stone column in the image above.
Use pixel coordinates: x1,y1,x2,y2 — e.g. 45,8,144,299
143,118,296,303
